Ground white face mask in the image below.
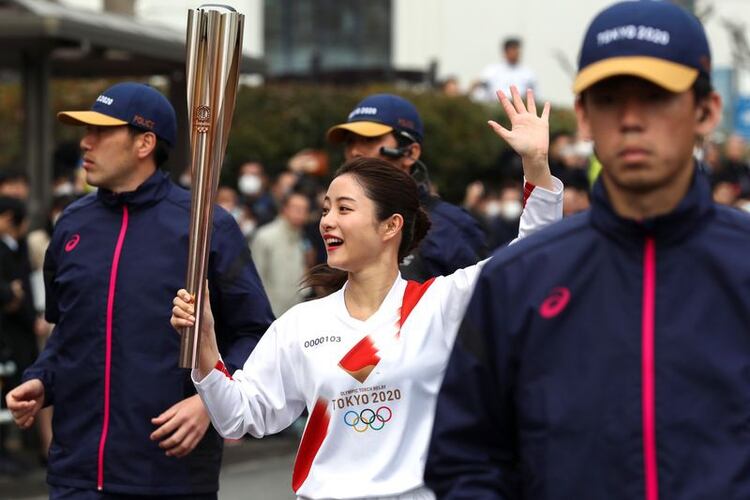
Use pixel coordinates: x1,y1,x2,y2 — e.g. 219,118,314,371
238,174,262,196
179,173,191,188
53,182,75,197
500,200,523,221
240,219,256,237
484,201,502,219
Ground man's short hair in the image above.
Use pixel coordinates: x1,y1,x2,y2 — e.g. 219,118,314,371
0,195,27,227
503,38,521,51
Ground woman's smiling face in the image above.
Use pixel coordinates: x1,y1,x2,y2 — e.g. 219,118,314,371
319,173,389,273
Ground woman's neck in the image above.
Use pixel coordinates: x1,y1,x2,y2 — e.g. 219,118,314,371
344,259,400,322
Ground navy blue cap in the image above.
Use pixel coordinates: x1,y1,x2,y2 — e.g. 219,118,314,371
58,83,177,146
327,93,424,144
574,0,711,94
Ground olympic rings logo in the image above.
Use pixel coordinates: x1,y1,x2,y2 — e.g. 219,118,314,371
343,406,392,432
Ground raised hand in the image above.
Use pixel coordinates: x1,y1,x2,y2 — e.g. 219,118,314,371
489,86,553,190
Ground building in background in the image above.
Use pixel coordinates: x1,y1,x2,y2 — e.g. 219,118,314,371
52,0,750,119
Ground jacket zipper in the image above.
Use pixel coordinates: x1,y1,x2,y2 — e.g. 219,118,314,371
641,236,658,500
97,205,129,490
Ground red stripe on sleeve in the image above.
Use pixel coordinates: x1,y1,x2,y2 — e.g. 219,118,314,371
215,360,233,380
523,181,536,208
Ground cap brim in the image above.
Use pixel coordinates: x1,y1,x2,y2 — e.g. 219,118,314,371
573,56,699,94
57,111,128,127
326,121,394,144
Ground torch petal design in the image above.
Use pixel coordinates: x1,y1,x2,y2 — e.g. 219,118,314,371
180,4,244,368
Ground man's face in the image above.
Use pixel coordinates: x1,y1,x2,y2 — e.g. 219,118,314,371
504,45,520,65
576,77,715,195
343,132,413,172
282,193,310,229
80,125,140,191
0,179,29,201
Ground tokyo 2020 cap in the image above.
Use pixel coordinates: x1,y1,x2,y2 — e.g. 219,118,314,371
327,93,424,144
573,0,711,94
57,82,177,146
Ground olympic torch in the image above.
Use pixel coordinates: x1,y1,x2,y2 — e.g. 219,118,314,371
180,4,244,368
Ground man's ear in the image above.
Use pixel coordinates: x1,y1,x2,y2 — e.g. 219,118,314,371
574,96,592,141
696,92,722,137
134,131,157,160
401,142,422,169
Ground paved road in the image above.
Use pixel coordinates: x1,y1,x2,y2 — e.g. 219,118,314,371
0,435,298,500
219,452,296,500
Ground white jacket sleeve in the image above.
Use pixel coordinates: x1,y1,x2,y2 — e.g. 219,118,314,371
192,321,306,439
437,176,564,347
515,176,564,242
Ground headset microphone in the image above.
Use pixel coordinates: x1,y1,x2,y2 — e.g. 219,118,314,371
380,146,408,159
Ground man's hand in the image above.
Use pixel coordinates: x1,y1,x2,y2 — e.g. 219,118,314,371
150,394,211,458
4,280,24,313
489,86,554,190
6,379,45,429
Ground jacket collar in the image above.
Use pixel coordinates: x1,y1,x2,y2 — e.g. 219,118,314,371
590,164,714,247
97,170,172,210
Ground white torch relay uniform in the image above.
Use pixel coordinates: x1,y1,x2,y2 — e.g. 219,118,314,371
194,179,563,499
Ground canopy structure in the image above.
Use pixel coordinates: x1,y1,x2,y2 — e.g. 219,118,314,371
0,0,264,219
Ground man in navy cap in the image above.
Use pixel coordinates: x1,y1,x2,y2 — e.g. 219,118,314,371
327,93,488,281
426,2,750,498
6,82,274,498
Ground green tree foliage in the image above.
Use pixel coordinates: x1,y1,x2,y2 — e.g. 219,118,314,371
2,81,575,203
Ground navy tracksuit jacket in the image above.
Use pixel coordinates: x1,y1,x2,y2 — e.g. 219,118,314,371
23,171,274,495
426,168,750,499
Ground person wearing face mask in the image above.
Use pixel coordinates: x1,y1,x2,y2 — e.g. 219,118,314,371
237,160,277,227
170,88,562,500
483,183,524,250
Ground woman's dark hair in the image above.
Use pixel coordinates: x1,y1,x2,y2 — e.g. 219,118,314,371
302,157,431,296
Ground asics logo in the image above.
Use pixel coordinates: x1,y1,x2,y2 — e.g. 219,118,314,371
344,406,392,432
540,287,570,319
65,234,81,252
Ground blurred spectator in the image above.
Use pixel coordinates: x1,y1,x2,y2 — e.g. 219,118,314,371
250,191,311,316
559,138,593,170
287,149,329,178
271,170,299,207
177,165,192,189
217,184,257,240
462,180,485,219
483,182,523,250
24,194,75,463
549,131,574,178
471,37,538,103
720,134,750,195
701,138,722,174
0,170,30,201
441,76,462,97
237,160,276,227
560,169,591,217
52,141,82,197
0,196,36,472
